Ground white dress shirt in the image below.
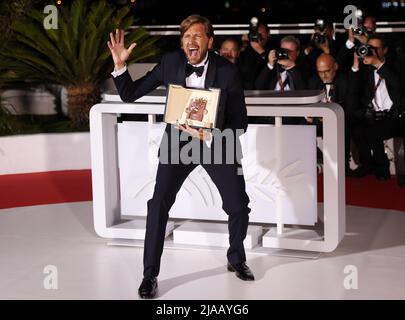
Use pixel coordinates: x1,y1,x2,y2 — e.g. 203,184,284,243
372,68,393,111
267,63,291,91
185,53,212,147
111,65,127,77
323,84,333,103
185,53,209,88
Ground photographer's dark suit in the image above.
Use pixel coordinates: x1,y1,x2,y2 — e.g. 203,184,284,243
113,50,251,279
352,63,404,177
238,44,273,89
306,38,343,76
254,64,307,125
254,64,307,91
307,71,360,168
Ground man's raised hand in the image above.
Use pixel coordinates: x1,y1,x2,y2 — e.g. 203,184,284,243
107,29,137,70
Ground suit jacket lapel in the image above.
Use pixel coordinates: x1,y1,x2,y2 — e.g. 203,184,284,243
204,51,216,89
177,52,187,87
286,71,294,90
367,67,376,99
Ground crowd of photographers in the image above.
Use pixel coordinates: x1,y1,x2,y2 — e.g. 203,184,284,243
218,15,405,186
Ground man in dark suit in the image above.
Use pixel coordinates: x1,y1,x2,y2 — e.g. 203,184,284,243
107,15,254,299
304,19,344,77
351,35,404,180
238,20,273,89
307,54,359,175
254,35,307,125
255,35,307,91
219,38,241,64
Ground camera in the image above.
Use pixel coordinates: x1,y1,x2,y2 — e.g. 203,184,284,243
352,25,366,36
313,19,327,46
248,17,260,42
275,48,289,60
356,44,374,58
315,19,326,32
313,33,326,46
351,9,366,36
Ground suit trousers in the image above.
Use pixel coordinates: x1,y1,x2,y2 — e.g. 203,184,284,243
143,162,251,279
352,117,397,174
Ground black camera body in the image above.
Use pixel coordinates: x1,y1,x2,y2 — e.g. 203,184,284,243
356,44,374,58
365,102,394,124
374,110,390,121
313,19,327,47
313,32,326,46
275,48,289,60
315,19,326,32
352,25,366,36
248,17,260,42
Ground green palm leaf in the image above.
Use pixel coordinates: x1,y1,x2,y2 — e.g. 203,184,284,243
0,0,158,86
0,0,158,128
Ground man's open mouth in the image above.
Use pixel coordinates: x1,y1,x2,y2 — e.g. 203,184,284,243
188,48,199,59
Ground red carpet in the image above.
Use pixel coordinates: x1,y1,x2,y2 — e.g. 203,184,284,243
0,170,404,211
317,174,405,212
0,170,92,209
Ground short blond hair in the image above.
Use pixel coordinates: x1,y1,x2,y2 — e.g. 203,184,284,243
179,15,214,39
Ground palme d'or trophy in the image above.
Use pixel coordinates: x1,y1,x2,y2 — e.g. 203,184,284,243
165,84,220,129
185,97,208,123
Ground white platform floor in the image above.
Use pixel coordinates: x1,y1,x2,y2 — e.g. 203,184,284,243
0,202,404,300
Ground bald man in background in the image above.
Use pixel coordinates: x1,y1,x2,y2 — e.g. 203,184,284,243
307,53,359,175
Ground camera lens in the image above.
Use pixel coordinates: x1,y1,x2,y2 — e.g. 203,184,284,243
356,44,370,58
358,46,366,57
276,49,289,60
352,26,364,36
248,17,259,42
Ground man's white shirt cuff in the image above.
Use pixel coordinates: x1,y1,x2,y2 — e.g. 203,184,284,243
111,65,127,78
205,132,213,148
267,63,274,70
346,40,355,49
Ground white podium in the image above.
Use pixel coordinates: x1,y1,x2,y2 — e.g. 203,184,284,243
90,90,345,254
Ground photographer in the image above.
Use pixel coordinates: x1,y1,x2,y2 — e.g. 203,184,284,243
363,16,377,36
336,15,376,72
254,36,306,125
304,19,341,76
219,38,241,64
351,35,405,180
307,54,360,175
238,19,273,89
255,35,306,91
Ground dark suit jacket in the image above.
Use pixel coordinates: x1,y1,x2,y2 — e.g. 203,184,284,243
307,71,359,120
336,44,355,73
353,62,404,121
238,43,274,90
112,50,248,162
305,37,344,76
254,64,307,90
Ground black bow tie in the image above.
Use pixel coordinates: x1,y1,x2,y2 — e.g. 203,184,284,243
185,64,205,77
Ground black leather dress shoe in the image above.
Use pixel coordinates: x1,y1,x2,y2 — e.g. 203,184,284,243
376,172,390,181
138,277,158,299
398,175,405,187
227,262,255,281
346,168,356,177
352,165,374,178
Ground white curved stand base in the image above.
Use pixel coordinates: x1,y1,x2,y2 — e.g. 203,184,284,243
90,91,345,253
